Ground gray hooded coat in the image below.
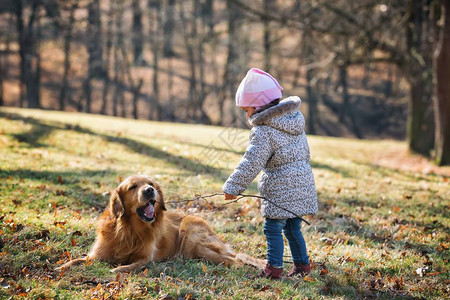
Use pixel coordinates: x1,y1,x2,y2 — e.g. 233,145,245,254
222,96,318,219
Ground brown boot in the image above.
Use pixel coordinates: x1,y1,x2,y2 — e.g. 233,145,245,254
287,262,311,277
259,264,283,280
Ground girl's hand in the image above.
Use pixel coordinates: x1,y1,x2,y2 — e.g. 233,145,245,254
224,193,237,200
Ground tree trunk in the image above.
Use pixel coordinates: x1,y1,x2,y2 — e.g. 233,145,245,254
202,0,214,33
302,22,317,134
180,0,211,124
15,0,26,108
163,0,176,57
85,0,103,113
112,0,122,117
15,0,41,109
306,66,316,134
179,1,198,120
0,50,3,106
34,10,41,108
119,86,126,118
25,5,40,109
112,45,119,117
0,13,13,107
148,0,163,121
263,0,275,72
407,77,434,155
339,60,363,139
219,0,240,126
101,0,114,115
132,79,143,119
406,0,435,155
338,62,349,123
433,0,450,165
59,1,78,111
132,0,144,65
152,42,161,120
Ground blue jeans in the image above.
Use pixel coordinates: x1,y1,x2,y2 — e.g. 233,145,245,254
263,218,309,268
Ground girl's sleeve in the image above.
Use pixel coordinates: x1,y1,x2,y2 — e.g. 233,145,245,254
222,127,273,196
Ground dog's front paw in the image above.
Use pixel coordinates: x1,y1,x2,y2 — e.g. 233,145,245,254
110,266,129,273
55,265,68,272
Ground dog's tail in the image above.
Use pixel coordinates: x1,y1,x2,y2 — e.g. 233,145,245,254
236,253,266,270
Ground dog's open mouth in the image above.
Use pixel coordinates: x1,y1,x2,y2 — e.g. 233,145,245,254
136,202,155,222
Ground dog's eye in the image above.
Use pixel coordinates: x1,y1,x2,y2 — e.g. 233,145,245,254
148,182,154,187
129,185,138,191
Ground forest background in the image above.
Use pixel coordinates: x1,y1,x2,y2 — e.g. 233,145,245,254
1,0,449,165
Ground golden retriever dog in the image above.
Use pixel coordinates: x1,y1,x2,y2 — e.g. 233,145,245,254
56,175,266,273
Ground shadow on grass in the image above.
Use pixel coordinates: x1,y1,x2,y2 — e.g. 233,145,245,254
311,160,353,178
11,122,54,148
0,168,117,211
3,111,429,186
311,158,434,183
0,111,229,181
316,196,448,263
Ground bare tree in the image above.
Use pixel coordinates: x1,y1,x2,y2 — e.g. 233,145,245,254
148,0,163,121
179,0,211,124
84,0,103,113
163,0,176,57
132,0,144,65
59,0,78,111
263,0,276,72
0,13,12,106
15,0,41,108
112,0,124,117
121,46,144,119
101,0,114,115
405,0,435,155
0,50,3,106
433,0,450,165
218,0,243,125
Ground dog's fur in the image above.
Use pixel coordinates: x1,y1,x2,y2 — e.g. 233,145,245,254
56,175,266,273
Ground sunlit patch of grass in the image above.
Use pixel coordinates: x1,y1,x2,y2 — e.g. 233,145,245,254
0,107,449,299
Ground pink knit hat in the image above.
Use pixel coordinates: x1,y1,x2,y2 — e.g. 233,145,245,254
235,68,283,108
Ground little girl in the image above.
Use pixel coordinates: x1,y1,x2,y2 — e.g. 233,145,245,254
223,68,318,279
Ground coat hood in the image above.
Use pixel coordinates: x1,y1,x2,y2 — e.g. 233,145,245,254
249,96,304,135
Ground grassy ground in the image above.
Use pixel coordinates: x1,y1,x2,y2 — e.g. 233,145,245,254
0,107,448,300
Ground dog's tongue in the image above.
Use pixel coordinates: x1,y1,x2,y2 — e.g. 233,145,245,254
144,204,155,219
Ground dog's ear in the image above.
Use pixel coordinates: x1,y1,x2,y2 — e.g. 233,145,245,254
155,186,167,211
110,189,124,218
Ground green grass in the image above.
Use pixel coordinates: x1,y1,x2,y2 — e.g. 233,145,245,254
0,107,449,299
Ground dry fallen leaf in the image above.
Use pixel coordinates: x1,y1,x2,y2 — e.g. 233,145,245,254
85,256,93,266
57,176,65,184
345,257,355,262
201,264,208,273
259,285,271,292
320,269,329,276
56,267,66,281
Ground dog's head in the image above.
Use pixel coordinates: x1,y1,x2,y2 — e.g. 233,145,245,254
109,175,166,223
